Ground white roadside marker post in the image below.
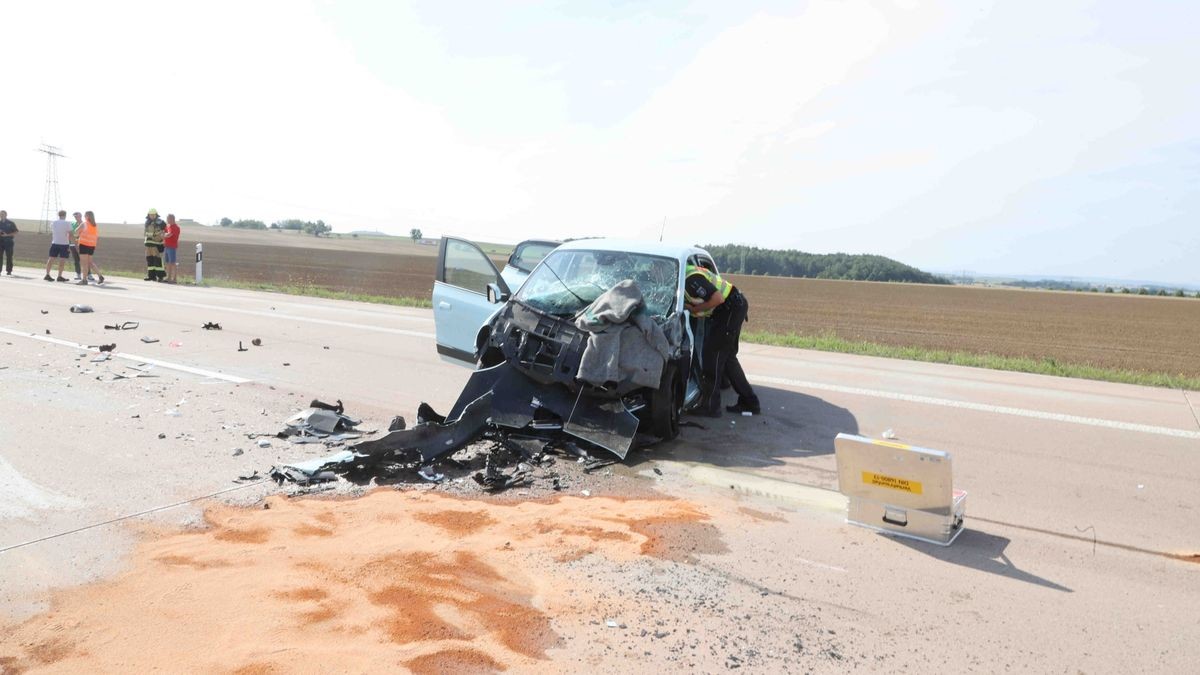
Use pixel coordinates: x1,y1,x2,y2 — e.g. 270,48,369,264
195,243,204,285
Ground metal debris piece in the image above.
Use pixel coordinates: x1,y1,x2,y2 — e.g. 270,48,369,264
234,470,260,482
471,453,532,492
251,338,262,346
202,322,222,330
232,448,244,456
388,416,407,432
69,305,93,313
238,341,248,352
41,310,48,315
104,321,139,330
417,466,445,482
140,336,159,344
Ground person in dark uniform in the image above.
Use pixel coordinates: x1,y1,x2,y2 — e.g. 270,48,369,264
0,210,18,275
685,263,760,416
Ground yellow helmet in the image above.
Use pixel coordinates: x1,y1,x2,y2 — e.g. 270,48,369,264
148,208,158,216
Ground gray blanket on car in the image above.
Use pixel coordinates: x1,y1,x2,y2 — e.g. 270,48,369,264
574,279,672,389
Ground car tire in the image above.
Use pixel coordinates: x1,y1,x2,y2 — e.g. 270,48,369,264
649,363,682,441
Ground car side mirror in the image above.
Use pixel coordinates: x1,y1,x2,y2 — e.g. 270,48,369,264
486,283,510,304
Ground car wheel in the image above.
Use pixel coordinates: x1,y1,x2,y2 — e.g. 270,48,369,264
649,363,682,441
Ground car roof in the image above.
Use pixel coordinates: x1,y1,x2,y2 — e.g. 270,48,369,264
552,238,710,261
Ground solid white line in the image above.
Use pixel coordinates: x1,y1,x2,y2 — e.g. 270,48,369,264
749,374,1200,440
0,327,251,384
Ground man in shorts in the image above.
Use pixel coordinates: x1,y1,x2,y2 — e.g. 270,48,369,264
44,210,72,282
0,210,17,275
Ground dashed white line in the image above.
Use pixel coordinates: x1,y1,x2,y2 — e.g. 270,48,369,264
748,375,1200,440
0,327,250,384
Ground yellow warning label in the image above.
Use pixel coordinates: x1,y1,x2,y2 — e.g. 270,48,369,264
871,439,912,450
861,471,923,494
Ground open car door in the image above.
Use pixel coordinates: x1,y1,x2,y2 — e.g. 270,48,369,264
499,239,560,291
433,237,511,365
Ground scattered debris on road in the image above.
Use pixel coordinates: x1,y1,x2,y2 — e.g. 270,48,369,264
140,336,159,344
69,305,93,313
251,338,262,346
105,321,140,330
237,341,248,352
202,322,222,330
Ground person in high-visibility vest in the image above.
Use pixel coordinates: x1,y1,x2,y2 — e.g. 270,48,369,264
75,211,105,285
685,263,760,416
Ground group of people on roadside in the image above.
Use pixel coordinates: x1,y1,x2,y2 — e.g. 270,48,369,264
0,207,181,285
41,210,104,284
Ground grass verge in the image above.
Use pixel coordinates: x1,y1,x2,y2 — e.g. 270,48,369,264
200,278,434,308
741,330,1200,390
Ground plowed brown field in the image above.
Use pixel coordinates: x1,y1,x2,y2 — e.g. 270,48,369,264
15,232,1200,377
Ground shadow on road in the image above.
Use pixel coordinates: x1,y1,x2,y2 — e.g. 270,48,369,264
893,529,1074,593
632,384,859,470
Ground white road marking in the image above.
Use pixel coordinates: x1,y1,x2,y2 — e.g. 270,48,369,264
749,375,1200,440
9,275,436,339
0,327,251,384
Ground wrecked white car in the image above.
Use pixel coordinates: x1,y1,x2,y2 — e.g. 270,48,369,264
432,237,720,457
269,238,723,485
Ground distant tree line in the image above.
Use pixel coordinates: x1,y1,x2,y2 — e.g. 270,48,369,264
703,244,949,284
218,217,331,236
1002,279,1199,297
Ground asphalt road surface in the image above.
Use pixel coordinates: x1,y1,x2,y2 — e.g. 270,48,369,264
1,265,1197,672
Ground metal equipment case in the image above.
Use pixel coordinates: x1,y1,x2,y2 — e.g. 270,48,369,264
834,433,967,546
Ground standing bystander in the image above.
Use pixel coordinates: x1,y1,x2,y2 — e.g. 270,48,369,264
69,211,84,279
163,213,181,284
143,208,166,281
76,211,105,285
44,210,72,282
0,210,18,275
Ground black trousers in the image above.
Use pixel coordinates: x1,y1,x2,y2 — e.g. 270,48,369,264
0,238,13,273
701,289,757,412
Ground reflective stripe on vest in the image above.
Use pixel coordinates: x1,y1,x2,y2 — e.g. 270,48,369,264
685,264,733,317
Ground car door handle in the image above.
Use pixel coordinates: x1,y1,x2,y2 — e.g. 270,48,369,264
438,301,451,310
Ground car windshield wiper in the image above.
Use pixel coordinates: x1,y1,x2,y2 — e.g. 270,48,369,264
540,261,589,308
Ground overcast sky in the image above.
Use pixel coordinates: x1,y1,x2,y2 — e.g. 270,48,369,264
2,0,1196,283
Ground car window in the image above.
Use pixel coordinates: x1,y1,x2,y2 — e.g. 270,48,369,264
515,250,679,318
443,239,497,294
510,241,558,273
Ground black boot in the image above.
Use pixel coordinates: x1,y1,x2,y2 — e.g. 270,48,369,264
726,399,761,415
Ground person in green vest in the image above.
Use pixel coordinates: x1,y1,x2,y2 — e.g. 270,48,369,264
685,263,760,416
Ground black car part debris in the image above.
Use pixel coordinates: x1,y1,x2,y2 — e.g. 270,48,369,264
310,399,344,414
140,336,159,344
237,341,248,352
252,338,263,346
104,321,140,330
202,322,222,330
69,305,93,313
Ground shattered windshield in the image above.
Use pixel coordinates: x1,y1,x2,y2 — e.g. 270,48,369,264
514,250,679,318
